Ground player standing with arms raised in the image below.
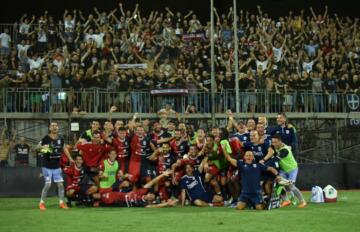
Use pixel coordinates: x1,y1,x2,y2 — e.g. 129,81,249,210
37,122,73,211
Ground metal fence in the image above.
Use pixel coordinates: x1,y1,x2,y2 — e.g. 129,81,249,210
1,88,359,114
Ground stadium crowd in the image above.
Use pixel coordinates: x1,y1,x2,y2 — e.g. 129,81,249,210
0,3,359,113
27,108,306,210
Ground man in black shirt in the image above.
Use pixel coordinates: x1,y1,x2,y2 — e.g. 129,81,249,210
323,72,338,112
14,137,31,167
118,73,130,112
223,71,235,111
37,122,73,211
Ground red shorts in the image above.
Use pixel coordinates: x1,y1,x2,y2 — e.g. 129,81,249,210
207,165,220,176
66,184,80,192
174,170,184,183
159,186,170,201
99,188,113,194
101,191,126,205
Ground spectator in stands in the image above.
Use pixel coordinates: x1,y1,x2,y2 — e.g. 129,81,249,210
0,3,358,114
0,28,11,57
0,128,16,167
14,137,32,167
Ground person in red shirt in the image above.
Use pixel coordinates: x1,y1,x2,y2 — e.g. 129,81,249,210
76,131,112,185
195,128,207,152
150,122,172,149
148,143,176,201
128,126,154,184
171,145,202,186
63,154,98,207
101,121,115,144
60,144,75,169
96,170,177,208
148,143,176,175
112,127,130,173
169,129,190,159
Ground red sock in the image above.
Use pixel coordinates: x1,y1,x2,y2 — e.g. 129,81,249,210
212,202,224,207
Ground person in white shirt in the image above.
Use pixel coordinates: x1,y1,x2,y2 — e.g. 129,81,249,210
272,35,287,63
251,51,269,72
302,51,321,73
18,15,35,40
37,27,48,53
17,40,32,58
64,10,76,31
28,54,47,70
91,32,105,49
0,29,11,56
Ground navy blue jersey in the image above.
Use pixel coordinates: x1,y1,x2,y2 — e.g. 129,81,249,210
157,153,177,174
263,134,272,146
243,141,270,162
40,135,64,169
151,130,172,148
180,170,210,202
232,132,249,142
268,126,297,150
264,156,280,171
237,160,268,194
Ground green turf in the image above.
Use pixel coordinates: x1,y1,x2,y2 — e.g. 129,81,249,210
0,191,359,232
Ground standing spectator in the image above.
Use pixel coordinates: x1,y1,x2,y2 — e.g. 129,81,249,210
348,74,359,93
310,69,324,112
14,137,32,167
239,71,257,113
223,71,235,111
16,40,32,58
0,128,16,167
18,14,36,41
0,29,11,57
323,70,338,112
36,26,48,54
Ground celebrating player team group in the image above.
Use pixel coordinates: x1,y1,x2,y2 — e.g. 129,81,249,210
36,108,307,210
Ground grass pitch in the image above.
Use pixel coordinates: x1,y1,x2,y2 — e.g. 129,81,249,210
0,191,359,232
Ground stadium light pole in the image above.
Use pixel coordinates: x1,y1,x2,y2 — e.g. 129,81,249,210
210,0,216,126
233,0,240,113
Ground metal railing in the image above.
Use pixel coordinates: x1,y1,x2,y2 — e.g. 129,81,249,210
1,88,358,114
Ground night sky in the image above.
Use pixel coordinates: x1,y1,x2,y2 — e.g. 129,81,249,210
0,0,357,23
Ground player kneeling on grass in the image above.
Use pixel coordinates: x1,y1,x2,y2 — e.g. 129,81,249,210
98,149,121,194
271,135,307,208
94,170,177,208
180,155,223,207
223,150,280,210
63,154,98,207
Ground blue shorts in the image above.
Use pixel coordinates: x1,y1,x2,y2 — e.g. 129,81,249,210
239,193,263,206
280,168,298,183
190,192,213,203
42,167,64,183
328,93,337,104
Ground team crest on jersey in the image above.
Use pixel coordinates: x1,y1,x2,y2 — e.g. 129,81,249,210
57,140,61,145
286,130,290,134
253,164,257,168
258,147,261,151
142,141,146,146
